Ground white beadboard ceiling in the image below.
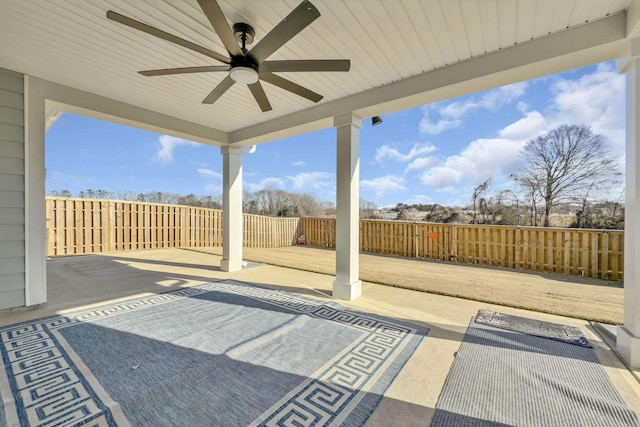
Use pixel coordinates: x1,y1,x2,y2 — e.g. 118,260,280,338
0,0,636,146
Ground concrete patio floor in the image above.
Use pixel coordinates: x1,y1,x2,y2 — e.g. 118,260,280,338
1,247,639,426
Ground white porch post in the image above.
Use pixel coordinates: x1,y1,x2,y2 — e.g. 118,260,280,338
333,113,362,300
220,146,243,272
618,43,640,368
24,76,47,306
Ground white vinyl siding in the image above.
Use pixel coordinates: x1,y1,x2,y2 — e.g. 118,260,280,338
0,68,25,309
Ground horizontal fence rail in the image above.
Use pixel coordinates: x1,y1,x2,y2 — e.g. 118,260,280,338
46,198,300,256
299,218,624,281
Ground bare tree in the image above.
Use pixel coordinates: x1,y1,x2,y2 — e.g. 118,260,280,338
512,173,542,226
397,208,420,221
360,198,378,219
500,190,521,225
243,187,329,217
49,189,72,197
471,178,491,224
572,188,625,229
512,124,620,227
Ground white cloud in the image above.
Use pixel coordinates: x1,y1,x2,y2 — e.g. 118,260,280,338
286,172,334,191
419,164,466,192
244,177,286,192
498,111,546,141
477,82,528,111
361,175,407,198
419,116,462,135
155,135,199,163
197,168,222,180
418,130,533,192
548,62,624,156
516,101,529,113
375,143,436,164
291,160,306,167
405,156,436,172
419,82,528,135
197,168,222,194
439,102,472,120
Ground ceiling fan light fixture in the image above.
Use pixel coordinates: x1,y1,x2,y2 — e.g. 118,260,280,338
230,66,259,84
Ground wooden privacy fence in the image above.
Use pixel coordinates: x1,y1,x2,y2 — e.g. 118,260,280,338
46,198,624,281
243,213,300,248
46,198,300,256
299,218,624,281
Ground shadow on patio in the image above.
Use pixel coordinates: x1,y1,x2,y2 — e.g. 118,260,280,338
1,247,639,425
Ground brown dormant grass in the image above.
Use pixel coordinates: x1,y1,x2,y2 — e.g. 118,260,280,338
199,245,624,324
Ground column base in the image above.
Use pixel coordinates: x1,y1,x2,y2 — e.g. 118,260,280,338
332,279,362,301
617,326,640,368
220,259,243,272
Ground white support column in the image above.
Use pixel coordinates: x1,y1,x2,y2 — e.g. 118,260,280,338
220,146,244,272
24,76,47,306
617,45,640,368
333,113,362,300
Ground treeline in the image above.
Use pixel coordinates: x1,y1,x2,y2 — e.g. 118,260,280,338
460,183,624,229
243,188,334,217
389,198,624,230
48,189,222,209
47,187,336,217
392,203,434,212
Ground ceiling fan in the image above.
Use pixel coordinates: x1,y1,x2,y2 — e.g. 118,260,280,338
106,0,350,112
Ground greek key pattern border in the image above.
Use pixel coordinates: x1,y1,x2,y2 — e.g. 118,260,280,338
1,281,422,427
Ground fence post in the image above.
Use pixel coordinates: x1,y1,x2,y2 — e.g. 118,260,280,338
449,226,456,262
591,232,599,279
601,231,609,279
108,201,116,252
45,199,54,256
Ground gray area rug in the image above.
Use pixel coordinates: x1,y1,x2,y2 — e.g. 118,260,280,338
0,280,428,426
430,312,640,427
475,309,592,347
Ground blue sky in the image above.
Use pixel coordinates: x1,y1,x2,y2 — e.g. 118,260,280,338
46,61,625,208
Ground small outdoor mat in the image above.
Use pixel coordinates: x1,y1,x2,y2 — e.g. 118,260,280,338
0,280,427,427
475,309,592,347
430,312,640,427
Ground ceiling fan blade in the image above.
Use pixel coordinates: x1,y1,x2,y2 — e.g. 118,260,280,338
202,75,235,104
260,72,322,103
260,59,350,73
249,0,321,63
139,66,229,76
248,81,273,112
106,10,230,64
196,0,242,57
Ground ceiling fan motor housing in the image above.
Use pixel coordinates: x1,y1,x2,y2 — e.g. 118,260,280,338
229,48,259,84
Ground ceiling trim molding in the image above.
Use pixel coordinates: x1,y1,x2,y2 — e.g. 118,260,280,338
41,78,229,146
628,0,640,38
229,13,627,147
